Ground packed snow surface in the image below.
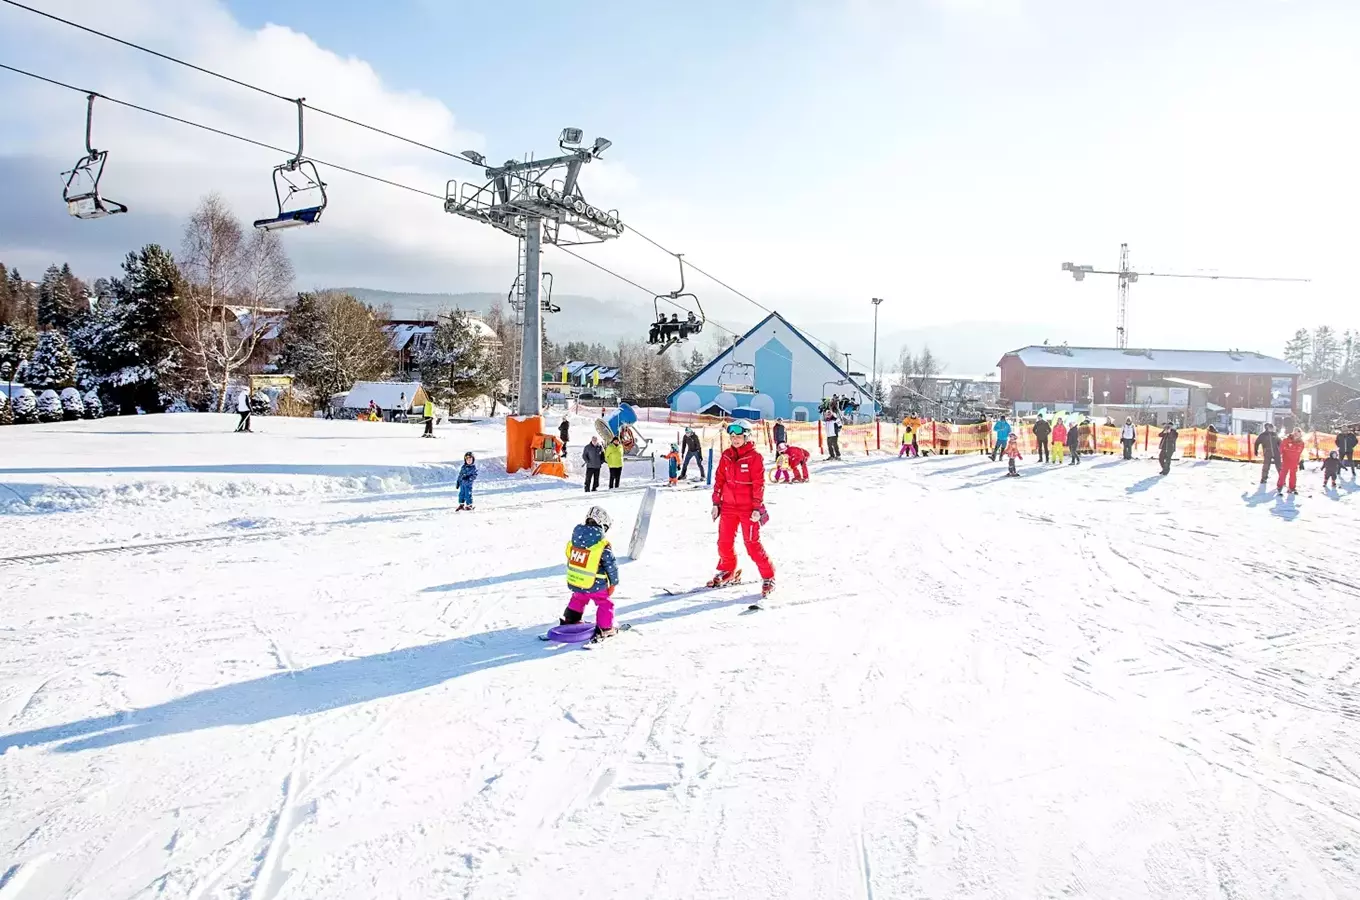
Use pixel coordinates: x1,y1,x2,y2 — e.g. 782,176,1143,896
2,415,1358,899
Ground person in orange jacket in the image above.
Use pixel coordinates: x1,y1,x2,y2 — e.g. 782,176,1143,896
1278,427,1306,495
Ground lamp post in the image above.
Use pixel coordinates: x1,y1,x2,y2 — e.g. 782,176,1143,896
870,297,884,414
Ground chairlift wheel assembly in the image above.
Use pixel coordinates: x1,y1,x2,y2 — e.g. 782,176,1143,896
254,99,328,231
62,94,128,220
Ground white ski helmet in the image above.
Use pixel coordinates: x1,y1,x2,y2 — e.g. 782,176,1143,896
586,505,612,531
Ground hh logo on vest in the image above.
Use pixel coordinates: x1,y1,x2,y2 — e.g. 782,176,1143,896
568,546,591,567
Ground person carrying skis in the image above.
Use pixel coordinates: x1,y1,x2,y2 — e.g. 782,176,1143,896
559,506,621,641
1004,433,1021,477
1255,423,1282,485
582,437,604,492
679,427,705,480
664,443,681,486
1338,425,1357,476
991,416,1012,461
1157,423,1178,475
1323,450,1342,490
1051,418,1067,465
1120,417,1136,460
709,421,775,601
456,452,477,510
783,442,810,482
1278,427,1305,495
605,437,624,489
1065,416,1082,464
1032,415,1051,463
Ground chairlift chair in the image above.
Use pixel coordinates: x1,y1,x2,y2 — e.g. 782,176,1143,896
254,100,328,231
718,361,757,395
649,252,705,355
62,94,127,220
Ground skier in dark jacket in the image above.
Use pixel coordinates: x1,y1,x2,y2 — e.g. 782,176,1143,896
1032,415,1051,463
1338,426,1358,475
1157,424,1179,475
558,417,570,457
679,427,705,480
1255,424,1281,485
1065,417,1082,465
582,437,605,492
1323,451,1342,489
773,419,787,447
456,452,478,510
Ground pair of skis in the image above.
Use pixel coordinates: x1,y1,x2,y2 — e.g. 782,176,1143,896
662,572,767,611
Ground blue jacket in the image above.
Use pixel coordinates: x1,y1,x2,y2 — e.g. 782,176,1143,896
569,523,619,593
457,462,477,486
993,420,1011,446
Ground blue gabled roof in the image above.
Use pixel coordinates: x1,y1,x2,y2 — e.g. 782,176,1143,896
666,310,879,410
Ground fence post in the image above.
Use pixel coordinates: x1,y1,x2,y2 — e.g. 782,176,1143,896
876,419,882,450
706,447,714,486
817,419,824,454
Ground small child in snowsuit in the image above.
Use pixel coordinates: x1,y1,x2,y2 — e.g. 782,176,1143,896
561,506,620,640
900,426,917,457
773,448,792,482
784,443,810,482
1324,450,1341,489
456,452,477,510
664,444,681,486
1005,433,1021,476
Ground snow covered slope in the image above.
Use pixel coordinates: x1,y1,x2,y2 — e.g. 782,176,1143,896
1,416,1358,899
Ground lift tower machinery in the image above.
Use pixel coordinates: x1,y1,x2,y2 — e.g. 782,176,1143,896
445,129,623,473
1062,243,1309,349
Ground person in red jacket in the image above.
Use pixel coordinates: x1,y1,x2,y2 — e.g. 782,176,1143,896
781,442,811,483
709,421,776,600
1278,427,1306,495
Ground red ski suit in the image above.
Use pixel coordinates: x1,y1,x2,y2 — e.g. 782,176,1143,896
712,442,775,579
1278,434,1305,492
785,445,811,481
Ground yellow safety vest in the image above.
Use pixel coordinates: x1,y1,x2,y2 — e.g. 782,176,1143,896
565,538,608,590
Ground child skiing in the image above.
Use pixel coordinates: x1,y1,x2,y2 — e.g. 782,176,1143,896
664,443,681,486
1005,433,1021,476
1278,428,1306,495
783,442,810,483
559,506,621,641
900,425,917,457
772,446,792,483
1323,450,1341,490
456,452,477,510
709,421,776,604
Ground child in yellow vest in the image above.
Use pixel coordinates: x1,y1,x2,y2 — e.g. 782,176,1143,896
560,506,620,640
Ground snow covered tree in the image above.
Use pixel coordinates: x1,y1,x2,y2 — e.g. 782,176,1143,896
1283,328,1311,371
1310,326,1341,379
417,309,493,413
12,387,36,424
26,330,78,391
0,262,13,324
1341,331,1358,384
5,268,36,326
59,386,83,420
0,392,11,426
0,322,37,383
178,194,294,410
278,290,391,408
35,389,62,422
36,264,87,332
82,389,103,419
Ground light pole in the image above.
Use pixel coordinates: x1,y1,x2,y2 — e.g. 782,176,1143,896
870,297,884,413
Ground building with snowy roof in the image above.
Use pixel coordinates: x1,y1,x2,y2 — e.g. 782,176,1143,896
997,345,1301,414
668,311,876,421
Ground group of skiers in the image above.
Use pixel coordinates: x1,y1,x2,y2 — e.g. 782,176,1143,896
998,414,1090,468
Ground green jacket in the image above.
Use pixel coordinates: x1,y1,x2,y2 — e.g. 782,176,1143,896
604,442,624,468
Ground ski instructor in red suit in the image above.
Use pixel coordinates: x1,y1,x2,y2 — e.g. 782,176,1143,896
709,420,776,601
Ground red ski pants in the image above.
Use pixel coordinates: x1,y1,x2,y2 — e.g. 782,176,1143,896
717,511,774,579
1278,457,1300,492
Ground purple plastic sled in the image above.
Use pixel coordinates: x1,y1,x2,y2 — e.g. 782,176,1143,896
544,622,597,643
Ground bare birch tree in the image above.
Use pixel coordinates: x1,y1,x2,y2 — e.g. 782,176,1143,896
178,194,294,409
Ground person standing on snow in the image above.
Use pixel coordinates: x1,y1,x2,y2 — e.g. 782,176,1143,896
559,417,570,458
582,437,604,492
679,427,705,481
1255,423,1282,485
823,412,842,460
1032,415,1051,464
235,388,252,432
1051,418,1067,465
1004,433,1022,477
1278,428,1306,495
991,416,1012,462
900,424,916,457
1157,423,1179,475
773,419,787,447
1337,425,1357,476
1323,451,1342,490
1065,417,1082,464
1120,417,1137,460
664,443,681,486
559,506,621,641
422,398,435,437
456,452,478,510
709,421,776,601
604,437,624,489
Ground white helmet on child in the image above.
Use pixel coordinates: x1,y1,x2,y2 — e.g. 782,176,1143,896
586,505,612,531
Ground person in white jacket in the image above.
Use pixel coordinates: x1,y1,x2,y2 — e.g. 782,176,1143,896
235,388,252,433
1120,417,1136,460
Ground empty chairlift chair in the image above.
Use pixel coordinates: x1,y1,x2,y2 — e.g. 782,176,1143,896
62,94,128,220
254,100,328,231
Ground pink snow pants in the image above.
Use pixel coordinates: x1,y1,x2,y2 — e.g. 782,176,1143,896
567,587,614,629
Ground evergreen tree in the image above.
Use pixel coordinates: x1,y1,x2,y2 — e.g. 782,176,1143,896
0,322,38,382
416,309,493,413
6,268,36,326
37,264,81,331
1283,328,1311,371
0,391,11,426
682,348,707,380
35,389,62,423
27,330,78,390
1341,331,1358,384
1311,326,1341,379
278,290,391,407
0,262,13,324
12,388,36,424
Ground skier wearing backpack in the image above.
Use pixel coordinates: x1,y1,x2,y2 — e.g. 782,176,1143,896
709,421,775,603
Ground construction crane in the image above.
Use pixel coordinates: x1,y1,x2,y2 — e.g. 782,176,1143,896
1062,243,1310,348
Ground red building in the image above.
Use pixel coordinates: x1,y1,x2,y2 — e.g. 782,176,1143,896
996,346,1300,411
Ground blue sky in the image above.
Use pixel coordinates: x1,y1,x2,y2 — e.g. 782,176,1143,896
1,0,1357,371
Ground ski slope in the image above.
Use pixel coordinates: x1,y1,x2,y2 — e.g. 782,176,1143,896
2,415,1358,900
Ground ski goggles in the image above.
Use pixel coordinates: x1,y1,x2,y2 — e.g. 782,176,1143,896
725,422,750,436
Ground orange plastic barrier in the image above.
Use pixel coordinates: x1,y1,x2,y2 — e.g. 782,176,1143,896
506,415,543,474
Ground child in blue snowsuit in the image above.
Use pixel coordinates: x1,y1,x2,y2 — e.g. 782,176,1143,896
457,452,477,510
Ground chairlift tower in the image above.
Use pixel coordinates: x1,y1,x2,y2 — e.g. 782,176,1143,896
445,129,623,418
1061,242,1308,349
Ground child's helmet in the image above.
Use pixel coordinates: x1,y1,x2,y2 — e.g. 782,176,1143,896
586,505,612,531
670,443,678,451
777,441,788,451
